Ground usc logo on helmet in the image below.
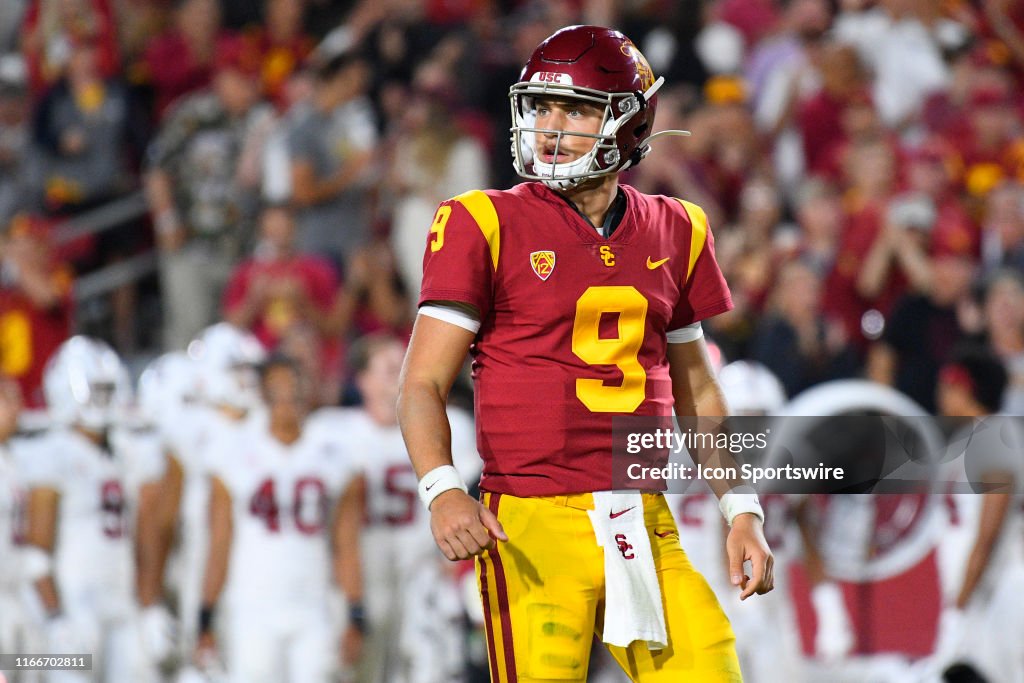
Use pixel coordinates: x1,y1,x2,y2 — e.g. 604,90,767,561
620,42,654,90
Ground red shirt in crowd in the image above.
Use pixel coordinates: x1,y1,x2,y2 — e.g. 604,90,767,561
222,253,338,350
22,0,120,95
0,267,74,408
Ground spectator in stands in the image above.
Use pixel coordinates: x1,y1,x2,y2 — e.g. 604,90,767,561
980,181,1024,273
287,45,376,266
0,1,26,53
791,177,842,277
248,0,314,108
327,240,411,341
21,0,119,96
712,177,787,359
631,87,727,228
0,214,73,407
145,36,274,349
980,269,1024,414
143,0,224,119
0,54,34,230
747,0,831,194
957,87,1024,199
32,37,142,213
797,42,869,180
866,229,978,413
751,258,858,397
223,202,337,361
833,0,950,129
386,84,488,297
857,140,977,304
822,136,900,353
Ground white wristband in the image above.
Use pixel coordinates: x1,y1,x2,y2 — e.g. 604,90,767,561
21,546,53,582
719,485,764,526
418,465,468,510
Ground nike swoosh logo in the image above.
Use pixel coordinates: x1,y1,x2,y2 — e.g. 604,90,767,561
425,482,438,491
609,506,636,519
646,256,670,269
654,529,675,538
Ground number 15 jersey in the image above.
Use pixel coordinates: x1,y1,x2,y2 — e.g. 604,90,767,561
419,182,732,497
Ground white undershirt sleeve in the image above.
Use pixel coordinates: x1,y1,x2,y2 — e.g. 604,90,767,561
419,302,482,334
666,322,703,344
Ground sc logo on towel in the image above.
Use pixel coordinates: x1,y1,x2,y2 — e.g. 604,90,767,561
615,533,635,560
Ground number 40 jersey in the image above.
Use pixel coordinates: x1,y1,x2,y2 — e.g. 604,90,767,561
419,183,732,497
206,417,359,611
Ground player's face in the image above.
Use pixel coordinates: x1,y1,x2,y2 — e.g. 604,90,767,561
262,365,309,426
937,379,975,417
0,376,21,441
357,342,404,409
533,97,604,165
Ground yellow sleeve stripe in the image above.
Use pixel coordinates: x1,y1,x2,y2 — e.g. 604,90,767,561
677,199,709,283
454,189,500,271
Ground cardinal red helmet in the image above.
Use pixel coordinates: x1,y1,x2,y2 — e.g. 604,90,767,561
510,25,670,189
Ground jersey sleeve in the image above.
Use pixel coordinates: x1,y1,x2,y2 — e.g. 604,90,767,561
126,430,167,487
668,200,734,329
418,191,500,319
203,428,233,487
14,435,63,489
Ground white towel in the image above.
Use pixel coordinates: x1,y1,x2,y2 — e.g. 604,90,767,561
587,491,668,650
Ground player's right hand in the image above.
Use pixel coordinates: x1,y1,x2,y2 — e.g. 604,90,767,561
46,613,97,655
193,630,218,669
429,489,508,560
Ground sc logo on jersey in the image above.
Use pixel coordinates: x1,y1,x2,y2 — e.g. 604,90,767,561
599,245,615,267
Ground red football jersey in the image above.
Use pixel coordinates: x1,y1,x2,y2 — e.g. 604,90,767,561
419,183,733,496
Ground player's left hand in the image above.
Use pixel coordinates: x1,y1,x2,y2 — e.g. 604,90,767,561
140,603,178,663
726,513,774,600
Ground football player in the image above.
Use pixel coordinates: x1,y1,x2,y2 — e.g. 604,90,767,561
196,354,365,683
0,374,30,659
138,324,266,660
933,347,1024,683
670,361,802,683
20,337,166,683
398,25,772,683
313,333,480,683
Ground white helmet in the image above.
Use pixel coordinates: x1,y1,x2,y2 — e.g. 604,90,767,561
187,323,266,411
137,351,199,426
718,360,787,415
43,336,132,430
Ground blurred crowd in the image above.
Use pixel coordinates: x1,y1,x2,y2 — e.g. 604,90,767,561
0,0,1023,415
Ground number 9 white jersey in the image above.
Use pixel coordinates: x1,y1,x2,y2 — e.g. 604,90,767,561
17,426,165,620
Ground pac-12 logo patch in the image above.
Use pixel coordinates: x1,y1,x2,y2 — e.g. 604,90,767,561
530,251,556,280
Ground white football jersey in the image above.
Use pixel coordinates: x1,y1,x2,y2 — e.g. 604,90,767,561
208,416,357,609
167,405,252,572
310,406,480,569
16,426,164,619
308,406,479,683
937,417,1024,602
0,439,28,591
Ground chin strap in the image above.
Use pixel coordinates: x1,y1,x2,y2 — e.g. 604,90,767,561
629,129,692,168
642,129,692,144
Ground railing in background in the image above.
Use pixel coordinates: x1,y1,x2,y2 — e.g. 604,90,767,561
47,191,153,321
